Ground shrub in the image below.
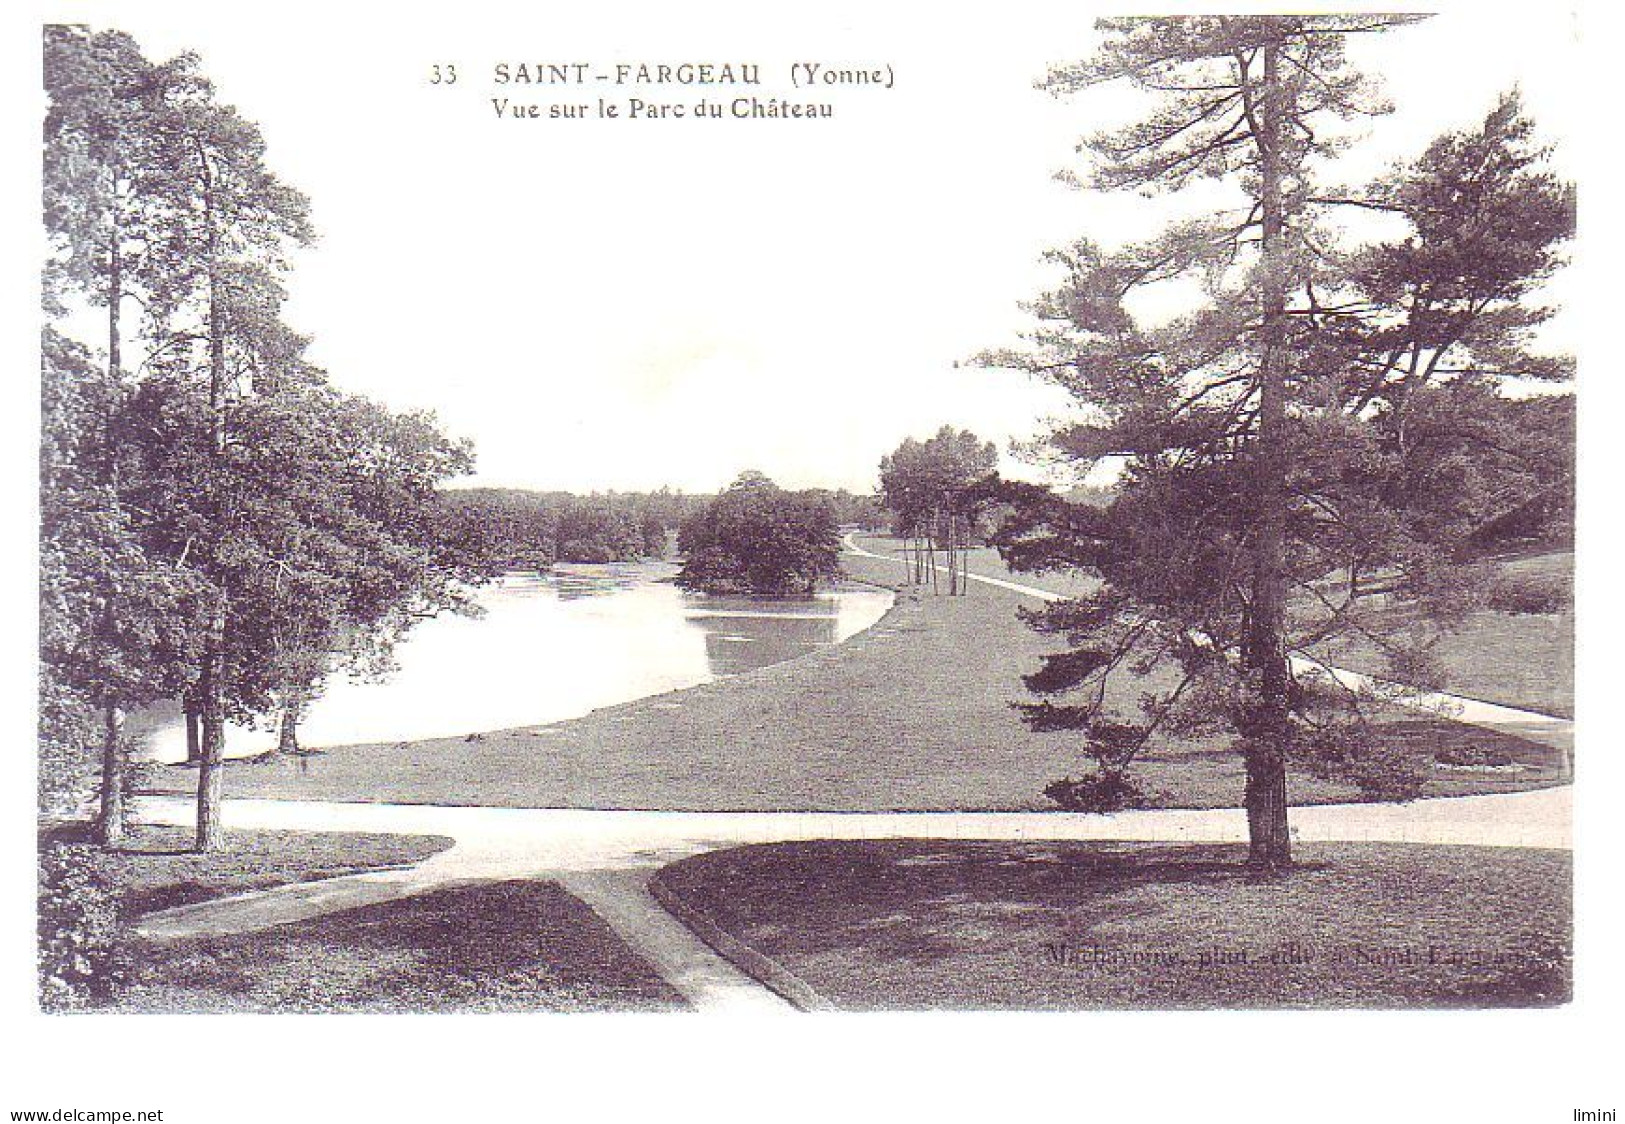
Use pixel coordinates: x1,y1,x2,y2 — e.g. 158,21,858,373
1484,571,1570,615
38,834,129,1011
1043,770,1159,812
1295,724,1428,801
1435,742,1517,768
37,679,96,818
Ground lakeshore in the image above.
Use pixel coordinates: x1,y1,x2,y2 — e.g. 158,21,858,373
146,543,1568,812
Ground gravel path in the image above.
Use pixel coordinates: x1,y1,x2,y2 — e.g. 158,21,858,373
130,784,1569,1008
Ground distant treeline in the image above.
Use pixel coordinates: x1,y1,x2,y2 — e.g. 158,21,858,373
438,486,888,572
437,488,695,571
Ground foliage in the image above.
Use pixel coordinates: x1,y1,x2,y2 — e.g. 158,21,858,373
677,472,841,594
37,676,97,819
1292,718,1427,801
817,488,889,531
38,838,129,1011
436,487,699,572
1483,570,1570,616
1043,771,1160,813
879,427,999,594
878,426,998,541
978,18,1571,858
1434,742,1517,769
42,25,488,845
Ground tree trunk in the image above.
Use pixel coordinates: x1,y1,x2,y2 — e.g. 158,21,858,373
949,513,962,597
928,513,940,595
184,703,200,764
196,592,228,852
94,705,124,847
195,146,229,853
1244,739,1290,867
958,514,968,596
96,200,128,847
1242,39,1292,871
277,698,301,755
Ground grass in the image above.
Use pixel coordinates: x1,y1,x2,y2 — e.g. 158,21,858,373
39,821,455,917
148,543,1567,811
1316,552,1574,719
917,538,1573,720
115,880,686,1012
656,839,1571,1010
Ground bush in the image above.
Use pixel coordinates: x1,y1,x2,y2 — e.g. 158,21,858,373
677,472,840,595
37,679,96,818
1295,724,1428,801
1435,742,1517,768
38,834,129,1011
1043,770,1159,812
1484,571,1570,615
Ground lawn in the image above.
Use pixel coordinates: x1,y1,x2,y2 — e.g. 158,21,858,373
1315,551,1574,719
887,536,1575,719
115,880,687,1012
39,821,454,917
654,839,1571,1010
149,547,1567,811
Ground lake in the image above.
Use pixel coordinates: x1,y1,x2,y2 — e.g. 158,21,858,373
135,562,893,763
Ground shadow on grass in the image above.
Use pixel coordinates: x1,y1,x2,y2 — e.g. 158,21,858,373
124,880,686,1013
659,839,1571,1009
39,820,456,919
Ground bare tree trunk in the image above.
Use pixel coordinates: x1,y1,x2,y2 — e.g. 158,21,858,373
956,513,967,596
94,705,124,847
930,511,942,594
949,510,962,591
1242,39,1293,871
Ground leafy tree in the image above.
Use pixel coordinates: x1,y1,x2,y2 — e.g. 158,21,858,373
43,27,484,852
42,27,201,842
39,329,202,840
980,17,1570,868
435,489,560,574
160,72,315,847
677,472,841,594
555,500,643,563
432,488,690,572
223,386,480,756
879,426,998,594
817,489,888,532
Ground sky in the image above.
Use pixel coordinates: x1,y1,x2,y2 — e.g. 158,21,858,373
31,2,1581,495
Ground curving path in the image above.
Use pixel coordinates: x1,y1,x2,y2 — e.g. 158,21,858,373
130,784,1569,1009
842,534,1574,753
127,539,1573,1011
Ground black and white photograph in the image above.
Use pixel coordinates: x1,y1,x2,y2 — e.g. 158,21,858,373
4,1,1618,1120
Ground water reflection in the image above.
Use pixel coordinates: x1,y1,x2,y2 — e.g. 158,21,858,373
135,562,891,762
